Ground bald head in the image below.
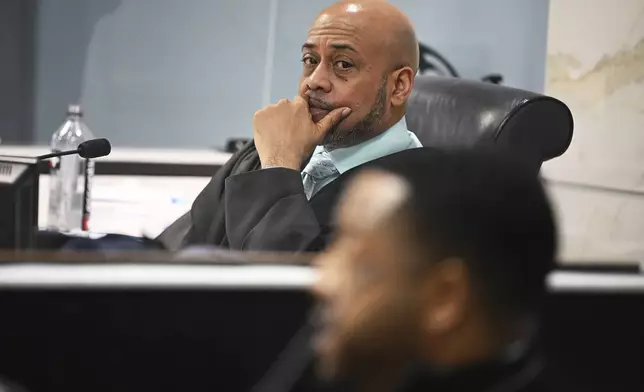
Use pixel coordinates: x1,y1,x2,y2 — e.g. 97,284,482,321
298,1,419,149
317,1,419,73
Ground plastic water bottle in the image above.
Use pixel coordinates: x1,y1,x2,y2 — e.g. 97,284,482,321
47,104,95,232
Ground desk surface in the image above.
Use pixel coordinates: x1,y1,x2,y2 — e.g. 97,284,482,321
0,263,642,293
0,263,315,289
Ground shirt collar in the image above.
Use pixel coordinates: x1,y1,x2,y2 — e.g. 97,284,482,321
316,117,411,174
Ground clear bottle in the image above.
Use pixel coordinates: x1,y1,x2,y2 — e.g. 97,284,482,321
47,104,95,232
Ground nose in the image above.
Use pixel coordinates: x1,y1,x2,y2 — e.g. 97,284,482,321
305,64,332,94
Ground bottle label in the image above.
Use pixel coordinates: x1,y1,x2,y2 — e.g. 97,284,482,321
81,158,93,231
50,149,61,171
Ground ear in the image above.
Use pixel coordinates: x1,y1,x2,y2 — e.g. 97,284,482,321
422,258,470,334
390,66,415,108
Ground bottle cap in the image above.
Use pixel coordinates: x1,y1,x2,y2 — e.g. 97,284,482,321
67,104,83,116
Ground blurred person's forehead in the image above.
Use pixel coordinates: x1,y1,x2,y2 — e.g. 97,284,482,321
336,170,410,233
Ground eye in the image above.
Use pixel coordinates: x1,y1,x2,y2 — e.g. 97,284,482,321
302,55,318,66
335,60,354,70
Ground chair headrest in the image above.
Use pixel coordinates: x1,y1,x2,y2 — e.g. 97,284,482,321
405,76,574,162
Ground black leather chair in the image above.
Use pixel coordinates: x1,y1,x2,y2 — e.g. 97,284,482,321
405,76,574,168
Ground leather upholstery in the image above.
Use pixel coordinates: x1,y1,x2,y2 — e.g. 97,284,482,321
405,76,574,163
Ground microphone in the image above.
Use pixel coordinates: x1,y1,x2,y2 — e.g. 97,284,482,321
37,138,112,160
77,138,111,159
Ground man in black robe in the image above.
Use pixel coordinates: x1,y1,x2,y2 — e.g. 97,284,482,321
158,1,423,251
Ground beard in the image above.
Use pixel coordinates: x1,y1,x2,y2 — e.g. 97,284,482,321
322,76,388,151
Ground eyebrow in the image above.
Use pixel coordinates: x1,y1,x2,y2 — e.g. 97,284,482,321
302,42,358,53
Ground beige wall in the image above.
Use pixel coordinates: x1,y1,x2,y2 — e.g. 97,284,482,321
542,0,644,262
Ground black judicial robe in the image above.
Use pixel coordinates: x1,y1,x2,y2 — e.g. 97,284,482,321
157,142,428,251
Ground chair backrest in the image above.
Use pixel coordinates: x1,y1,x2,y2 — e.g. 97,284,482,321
405,76,574,165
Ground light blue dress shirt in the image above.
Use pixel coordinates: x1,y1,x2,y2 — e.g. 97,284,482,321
301,117,422,199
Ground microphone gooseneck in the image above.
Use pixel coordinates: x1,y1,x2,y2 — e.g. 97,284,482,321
36,138,112,160
36,149,79,160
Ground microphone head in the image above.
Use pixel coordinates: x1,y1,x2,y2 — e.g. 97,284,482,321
77,138,111,159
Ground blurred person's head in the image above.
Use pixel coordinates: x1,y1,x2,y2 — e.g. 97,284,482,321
313,148,557,390
299,1,419,150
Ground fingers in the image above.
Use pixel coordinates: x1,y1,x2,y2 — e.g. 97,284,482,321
293,95,308,107
316,107,352,134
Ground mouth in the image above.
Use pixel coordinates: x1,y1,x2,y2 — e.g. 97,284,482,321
312,307,336,354
313,331,332,358
308,98,334,123
309,108,330,123
313,323,337,359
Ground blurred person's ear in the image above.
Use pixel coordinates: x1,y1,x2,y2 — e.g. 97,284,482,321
422,257,470,334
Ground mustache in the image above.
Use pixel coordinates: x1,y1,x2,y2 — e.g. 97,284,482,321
307,97,335,111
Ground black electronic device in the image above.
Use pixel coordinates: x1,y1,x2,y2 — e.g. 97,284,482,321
0,138,112,249
0,155,39,249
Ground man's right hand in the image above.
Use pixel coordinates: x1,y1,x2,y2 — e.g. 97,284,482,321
253,96,351,170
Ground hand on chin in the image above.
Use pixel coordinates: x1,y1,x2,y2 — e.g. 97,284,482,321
253,96,351,169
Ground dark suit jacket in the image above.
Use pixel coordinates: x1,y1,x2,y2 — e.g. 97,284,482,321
158,142,426,251
261,340,554,392
391,355,552,392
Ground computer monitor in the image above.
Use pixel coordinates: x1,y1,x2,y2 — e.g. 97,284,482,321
0,155,39,249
